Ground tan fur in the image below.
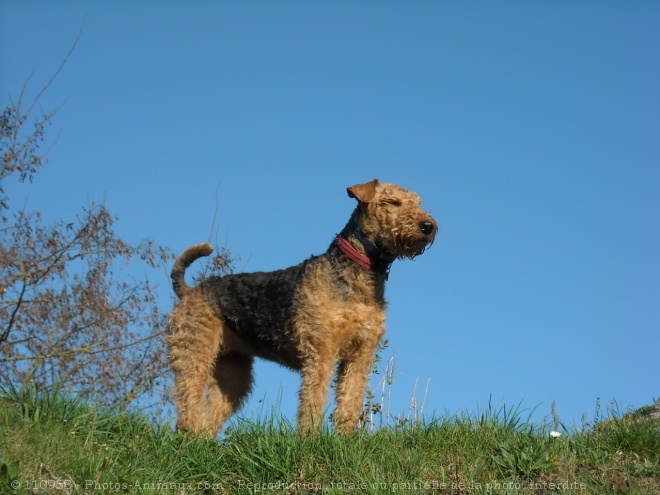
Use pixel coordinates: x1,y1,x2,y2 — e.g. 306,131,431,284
166,179,436,437
171,242,214,298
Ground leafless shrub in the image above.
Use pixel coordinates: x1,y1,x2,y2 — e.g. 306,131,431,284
0,49,235,413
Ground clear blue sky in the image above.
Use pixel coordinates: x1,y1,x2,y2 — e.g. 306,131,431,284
2,1,658,429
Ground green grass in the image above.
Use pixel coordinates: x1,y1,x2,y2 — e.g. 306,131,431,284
1,387,658,494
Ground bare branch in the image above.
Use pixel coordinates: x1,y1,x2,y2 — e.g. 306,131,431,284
0,30,185,413
1,279,25,344
0,330,166,363
25,24,83,119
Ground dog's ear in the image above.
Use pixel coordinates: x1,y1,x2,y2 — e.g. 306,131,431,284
347,179,379,203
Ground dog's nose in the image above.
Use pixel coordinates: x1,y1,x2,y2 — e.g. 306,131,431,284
419,220,435,235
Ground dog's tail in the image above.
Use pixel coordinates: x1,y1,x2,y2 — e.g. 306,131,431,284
171,242,214,299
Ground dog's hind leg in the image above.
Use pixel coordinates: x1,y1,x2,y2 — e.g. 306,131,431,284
201,352,254,436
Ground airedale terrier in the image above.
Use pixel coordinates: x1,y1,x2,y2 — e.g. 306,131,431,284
167,179,437,436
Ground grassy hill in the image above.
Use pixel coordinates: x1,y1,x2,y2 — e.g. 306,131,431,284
1,387,658,494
